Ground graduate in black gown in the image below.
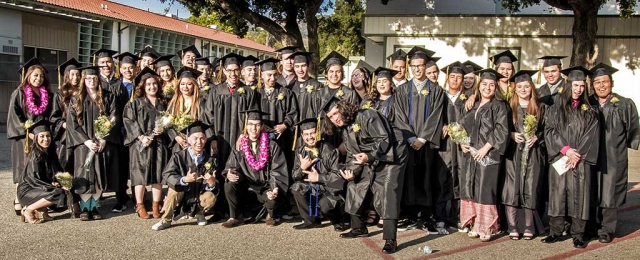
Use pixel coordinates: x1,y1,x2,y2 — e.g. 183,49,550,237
152,121,218,231
241,55,259,88
195,57,216,96
588,63,640,243
254,58,299,171
387,50,408,87
275,46,299,90
166,67,205,154
177,44,201,69
290,118,347,231
152,55,178,102
324,99,407,254
491,50,518,102
392,46,445,230
66,66,121,221
502,70,547,240
8,58,54,215
17,120,66,224
51,58,82,173
541,66,599,249
220,110,289,228
361,67,400,121
536,56,567,106
203,53,260,166
350,60,374,100
462,60,483,95
314,51,360,152
123,68,170,219
458,69,510,242
433,62,473,232
289,51,322,120
137,45,160,70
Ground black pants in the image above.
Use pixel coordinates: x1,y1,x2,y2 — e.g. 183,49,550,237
352,215,398,240
550,216,586,240
597,207,617,236
225,182,277,219
292,188,341,224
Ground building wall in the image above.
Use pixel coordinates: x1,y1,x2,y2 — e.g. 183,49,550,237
22,12,77,59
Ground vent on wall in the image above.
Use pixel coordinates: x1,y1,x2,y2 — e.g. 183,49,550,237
2,45,18,54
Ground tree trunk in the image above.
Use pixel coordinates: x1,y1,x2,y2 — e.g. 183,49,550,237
569,5,599,67
306,14,320,77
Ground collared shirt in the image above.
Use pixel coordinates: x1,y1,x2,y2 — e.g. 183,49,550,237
412,78,428,91
264,87,275,97
283,72,295,85
393,78,407,87
548,79,563,94
123,80,133,97
446,90,461,103
179,148,215,190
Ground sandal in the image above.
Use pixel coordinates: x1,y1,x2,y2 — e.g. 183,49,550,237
522,233,534,240
509,232,520,240
21,207,41,224
480,234,493,242
468,231,479,238
365,210,379,226
14,201,22,216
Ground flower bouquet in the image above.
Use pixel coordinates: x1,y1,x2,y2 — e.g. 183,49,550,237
83,116,115,167
447,122,498,166
520,114,538,176
21,119,34,153
172,113,193,139
55,172,75,218
163,83,175,99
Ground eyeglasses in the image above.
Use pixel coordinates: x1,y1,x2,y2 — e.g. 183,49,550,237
225,69,241,74
352,73,364,78
409,64,426,70
85,77,98,82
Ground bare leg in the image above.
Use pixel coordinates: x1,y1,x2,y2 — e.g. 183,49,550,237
506,205,518,235
134,185,146,204
27,198,55,211
14,183,22,211
151,184,162,202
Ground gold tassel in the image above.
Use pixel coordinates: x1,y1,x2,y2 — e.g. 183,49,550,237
242,113,248,135
536,64,542,84
92,54,96,66
586,75,592,95
216,60,223,84
369,71,376,95
257,67,262,89
315,115,322,141
443,66,450,90
291,125,298,151
58,69,61,88
115,60,120,78
24,128,30,154
129,84,136,103
21,69,25,84
405,56,410,80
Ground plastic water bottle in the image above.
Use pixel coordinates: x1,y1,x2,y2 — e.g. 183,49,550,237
420,245,432,254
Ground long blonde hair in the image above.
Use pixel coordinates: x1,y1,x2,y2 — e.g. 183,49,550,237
167,77,201,119
73,74,105,126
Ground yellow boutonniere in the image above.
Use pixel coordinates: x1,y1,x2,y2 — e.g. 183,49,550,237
557,87,563,93
250,85,257,90
335,89,344,97
459,94,467,101
237,88,245,95
204,162,212,170
306,85,314,93
610,96,619,104
304,147,319,158
277,93,285,101
352,124,360,133
420,88,429,96
361,101,373,109
581,104,589,111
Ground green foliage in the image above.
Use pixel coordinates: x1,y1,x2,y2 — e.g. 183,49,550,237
318,0,365,58
186,13,235,33
497,0,636,18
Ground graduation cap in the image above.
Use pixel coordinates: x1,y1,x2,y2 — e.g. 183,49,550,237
181,121,209,136
509,70,538,84
24,119,52,153
56,58,81,86
475,68,506,81
176,66,202,80
406,46,436,61
115,52,140,65
256,58,280,72
441,61,471,75
387,49,407,63
195,57,212,66
294,118,320,131
240,109,270,134
177,45,201,59
134,67,159,86
462,60,483,73
91,48,118,65
319,51,348,70
321,96,342,113
561,66,593,82
275,46,299,55
138,45,160,59
490,50,518,66
538,56,566,68
427,57,441,68
374,67,400,81
78,66,107,76
354,60,374,75
291,51,313,64
590,63,618,78
219,53,244,67
19,57,46,82
151,55,175,68
242,55,259,68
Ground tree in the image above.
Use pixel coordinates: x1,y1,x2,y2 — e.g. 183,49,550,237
186,13,235,33
318,0,366,58
498,0,637,67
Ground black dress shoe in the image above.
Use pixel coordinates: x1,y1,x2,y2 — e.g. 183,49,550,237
293,222,320,230
381,239,397,254
340,228,369,238
333,223,349,231
573,238,587,248
598,234,612,243
541,235,562,243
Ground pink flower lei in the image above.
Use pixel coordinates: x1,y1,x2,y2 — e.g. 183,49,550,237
241,132,270,171
24,84,49,116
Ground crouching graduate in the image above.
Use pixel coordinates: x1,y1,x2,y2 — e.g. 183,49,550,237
325,98,408,254
290,118,347,231
152,121,218,231
221,110,289,228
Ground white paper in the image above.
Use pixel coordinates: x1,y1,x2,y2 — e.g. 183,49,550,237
552,156,570,176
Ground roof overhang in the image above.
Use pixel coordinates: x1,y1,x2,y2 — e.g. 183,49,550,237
0,0,101,22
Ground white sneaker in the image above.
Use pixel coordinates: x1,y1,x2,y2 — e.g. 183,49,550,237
152,220,171,231
435,222,449,235
196,214,207,226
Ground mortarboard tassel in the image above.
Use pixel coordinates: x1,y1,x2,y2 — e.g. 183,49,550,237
369,71,376,96
115,60,121,78
58,69,61,88
21,69,25,84
216,60,223,84
315,115,322,142
536,64,542,85
257,67,262,89
291,125,298,151
443,66,450,90
242,113,248,135
93,54,96,66
405,55,410,80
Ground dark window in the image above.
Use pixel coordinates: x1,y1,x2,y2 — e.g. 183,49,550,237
0,54,21,82
23,46,68,86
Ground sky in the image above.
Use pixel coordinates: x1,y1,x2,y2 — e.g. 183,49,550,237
110,0,191,18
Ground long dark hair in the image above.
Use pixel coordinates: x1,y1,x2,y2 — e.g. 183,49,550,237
17,65,51,113
557,79,597,129
59,69,80,116
73,74,106,126
134,74,165,100
322,100,359,135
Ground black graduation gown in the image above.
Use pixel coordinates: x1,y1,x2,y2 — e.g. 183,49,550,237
590,94,640,208
459,99,510,205
537,78,564,106
7,87,54,183
166,101,207,154
502,105,547,209
101,76,129,188
66,93,121,194
544,104,599,220
291,78,322,120
277,73,296,91
50,90,74,172
162,149,217,215
434,92,468,202
224,139,289,194
313,85,360,148
361,96,398,122
123,97,170,186
16,149,66,208
203,82,259,171
290,142,344,208
392,79,445,206
342,109,407,219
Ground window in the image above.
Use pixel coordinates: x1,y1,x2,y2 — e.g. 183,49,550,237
0,54,21,81
212,45,218,58
226,48,231,54
23,46,68,85
239,50,244,56
487,47,521,71
202,42,210,57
